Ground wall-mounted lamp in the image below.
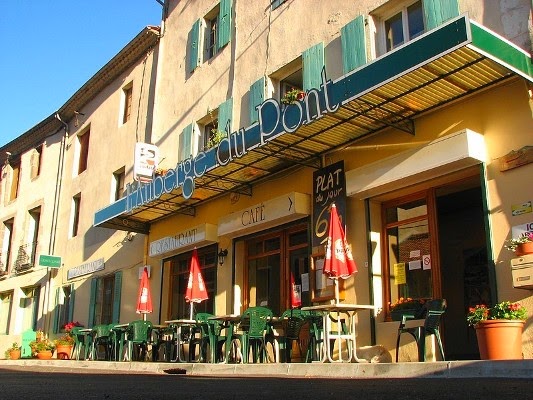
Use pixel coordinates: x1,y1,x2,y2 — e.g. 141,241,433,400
218,249,228,266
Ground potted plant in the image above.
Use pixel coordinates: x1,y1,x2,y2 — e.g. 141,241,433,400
4,342,21,360
467,301,528,360
281,88,305,105
207,128,226,149
504,232,533,256
30,331,56,359
55,321,82,359
389,297,425,321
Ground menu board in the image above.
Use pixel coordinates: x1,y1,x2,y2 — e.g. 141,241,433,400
310,254,343,302
312,160,347,250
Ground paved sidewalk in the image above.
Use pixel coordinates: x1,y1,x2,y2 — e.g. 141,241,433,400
1,359,532,379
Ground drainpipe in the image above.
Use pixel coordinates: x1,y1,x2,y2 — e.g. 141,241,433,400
43,113,68,334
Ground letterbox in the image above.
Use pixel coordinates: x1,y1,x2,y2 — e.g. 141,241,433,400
511,254,533,290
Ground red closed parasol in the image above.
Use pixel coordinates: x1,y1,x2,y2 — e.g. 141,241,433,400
136,266,153,319
185,248,208,319
323,203,357,304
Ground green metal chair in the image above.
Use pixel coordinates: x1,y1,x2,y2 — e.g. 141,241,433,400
90,324,113,360
126,320,153,361
396,298,447,362
189,312,213,362
279,309,312,362
236,306,273,363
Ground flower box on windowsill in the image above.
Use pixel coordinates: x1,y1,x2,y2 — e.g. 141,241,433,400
390,309,422,321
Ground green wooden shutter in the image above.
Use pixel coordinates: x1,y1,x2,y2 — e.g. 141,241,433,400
53,288,60,333
341,15,367,74
112,271,122,324
180,123,194,161
68,284,75,322
249,77,265,123
189,19,202,72
217,98,233,133
423,0,459,31
302,42,324,91
217,0,232,50
88,278,98,326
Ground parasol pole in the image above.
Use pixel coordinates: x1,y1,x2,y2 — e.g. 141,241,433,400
189,302,194,320
334,278,340,305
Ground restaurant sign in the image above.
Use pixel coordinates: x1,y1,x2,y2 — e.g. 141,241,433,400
125,69,339,211
149,223,218,258
67,258,105,280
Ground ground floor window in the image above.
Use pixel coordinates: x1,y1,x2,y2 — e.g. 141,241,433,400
168,245,217,319
55,285,74,332
21,286,40,331
384,193,434,313
243,221,310,315
89,271,122,325
0,291,13,334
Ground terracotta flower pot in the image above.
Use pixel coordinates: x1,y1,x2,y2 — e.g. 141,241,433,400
9,349,21,360
515,242,533,256
56,345,73,360
475,320,525,360
36,350,53,360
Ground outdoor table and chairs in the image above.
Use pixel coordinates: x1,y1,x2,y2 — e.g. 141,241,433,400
164,318,199,362
301,303,376,363
72,327,93,360
207,314,242,363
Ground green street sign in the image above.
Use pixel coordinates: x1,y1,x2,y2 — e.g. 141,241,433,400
39,255,62,268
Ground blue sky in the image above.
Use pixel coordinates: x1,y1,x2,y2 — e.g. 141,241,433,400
0,1,163,147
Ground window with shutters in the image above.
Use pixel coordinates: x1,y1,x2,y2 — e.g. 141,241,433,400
112,167,126,201
372,0,459,56
189,0,231,71
27,207,41,266
76,130,90,175
269,60,303,106
21,286,40,331
121,83,133,124
30,145,43,180
1,219,14,274
94,275,115,325
70,193,81,238
0,291,13,335
56,286,72,333
8,160,20,201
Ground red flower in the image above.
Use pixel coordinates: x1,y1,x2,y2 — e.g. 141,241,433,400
296,91,306,101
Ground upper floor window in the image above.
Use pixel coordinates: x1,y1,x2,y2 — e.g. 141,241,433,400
8,160,20,201
77,130,90,175
205,13,219,60
188,0,232,72
28,207,41,266
30,145,43,180
70,193,81,238
1,219,14,274
121,83,133,124
384,1,424,52
112,168,126,201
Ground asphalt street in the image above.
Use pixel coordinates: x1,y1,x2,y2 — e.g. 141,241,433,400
0,365,530,400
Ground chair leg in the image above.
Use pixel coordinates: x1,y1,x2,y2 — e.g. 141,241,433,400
395,332,402,362
435,331,445,361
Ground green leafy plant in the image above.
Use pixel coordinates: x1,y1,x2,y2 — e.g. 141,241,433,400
30,331,56,355
467,301,527,327
504,232,533,252
281,88,305,105
4,342,21,359
207,128,226,149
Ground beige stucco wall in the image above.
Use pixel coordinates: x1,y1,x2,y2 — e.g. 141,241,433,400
50,45,159,328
